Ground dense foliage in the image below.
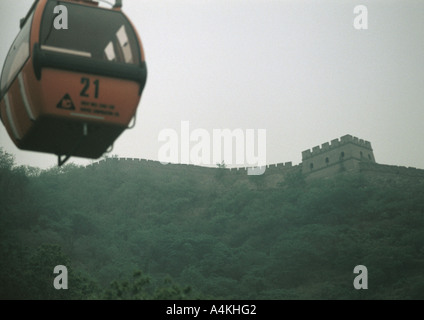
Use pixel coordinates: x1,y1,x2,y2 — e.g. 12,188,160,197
1,148,424,299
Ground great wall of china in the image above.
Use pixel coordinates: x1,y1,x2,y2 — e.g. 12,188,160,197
87,134,424,186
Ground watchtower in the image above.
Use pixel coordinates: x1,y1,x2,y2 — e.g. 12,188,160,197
301,134,375,177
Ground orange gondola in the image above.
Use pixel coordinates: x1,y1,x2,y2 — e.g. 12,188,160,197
0,0,147,165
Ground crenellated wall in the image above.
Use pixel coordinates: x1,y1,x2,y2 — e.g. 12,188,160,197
359,162,424,178
302,134,373,160
86,134,423,186
301,134,375,178
88,157,296,175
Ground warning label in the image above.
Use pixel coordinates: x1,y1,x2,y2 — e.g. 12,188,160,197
80,100,119,117
57,94,76,110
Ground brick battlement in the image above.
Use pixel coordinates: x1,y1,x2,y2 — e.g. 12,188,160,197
85,134,424,186
89,157,295,173
302,134,373,161
84,135,423,187
359,162,424,178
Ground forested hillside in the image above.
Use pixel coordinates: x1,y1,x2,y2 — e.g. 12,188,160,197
1,148,424,299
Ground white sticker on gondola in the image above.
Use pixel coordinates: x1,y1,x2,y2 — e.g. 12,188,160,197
70,112,104,120
116,25,133,64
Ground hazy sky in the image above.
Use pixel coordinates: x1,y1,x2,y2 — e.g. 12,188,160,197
0,0,423,170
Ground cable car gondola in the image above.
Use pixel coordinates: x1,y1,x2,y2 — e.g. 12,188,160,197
0,0,147,165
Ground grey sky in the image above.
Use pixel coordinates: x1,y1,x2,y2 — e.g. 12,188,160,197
0,0,423,170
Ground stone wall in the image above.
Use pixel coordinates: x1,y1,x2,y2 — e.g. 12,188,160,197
86,134,423,186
